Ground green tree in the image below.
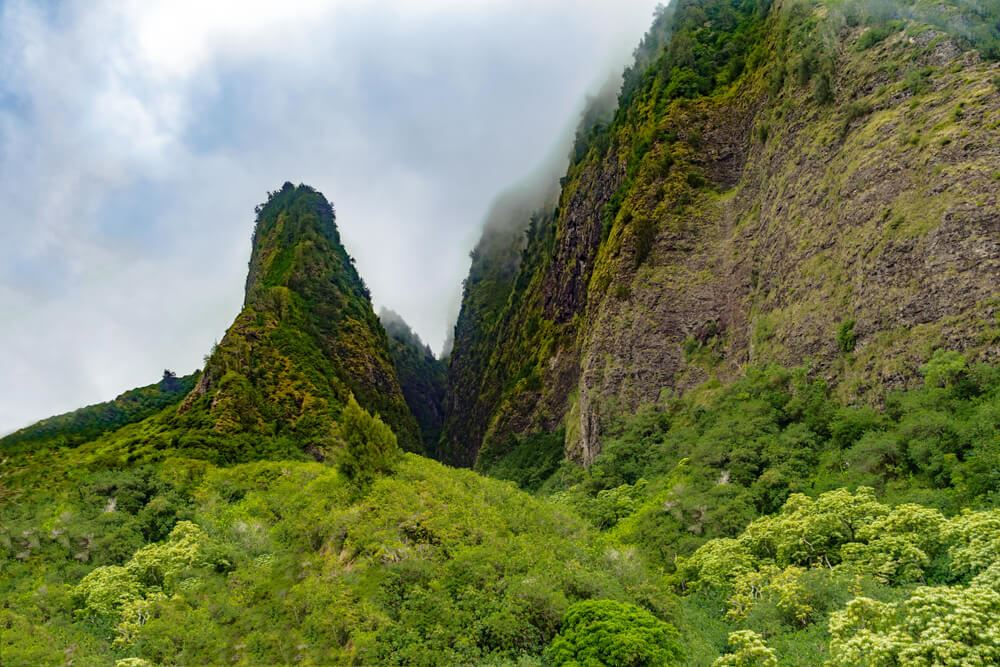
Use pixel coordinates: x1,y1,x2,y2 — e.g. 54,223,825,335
920,349,968,389
73,565,143,622
713,630,778,667
338,393,400,485
828,583,1000,666
544,599,683,666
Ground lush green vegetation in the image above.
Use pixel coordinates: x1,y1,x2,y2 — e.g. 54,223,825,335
439,2,1000,657
839,0,1000,60
480,429,567,492
181,182,421,454
677,489,1000,665
4,350,997,665
545,599,684,666
380,309,447,455
5,1,1000,664
537,351,999,563
1,370,197,452
1,439,677,665
474,350,1000,663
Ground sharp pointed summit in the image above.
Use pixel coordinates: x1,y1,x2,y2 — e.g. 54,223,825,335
178,182,421,454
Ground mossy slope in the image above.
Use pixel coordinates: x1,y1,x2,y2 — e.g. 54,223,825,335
380,309,447,454
0,372,198,453
177,182,421,454
443,0,1000,468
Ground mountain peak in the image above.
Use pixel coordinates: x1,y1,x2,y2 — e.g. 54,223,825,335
244,183,351,302
179,183,421,454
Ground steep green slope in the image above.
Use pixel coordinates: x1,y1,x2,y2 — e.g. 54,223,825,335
440,184,559,466
176,182,421,454
438,73,622,468
380,309,447,454
29,183,423,467
444,0,1000,470
4,3,1000,665
477,349,1000,664
0,371,197,453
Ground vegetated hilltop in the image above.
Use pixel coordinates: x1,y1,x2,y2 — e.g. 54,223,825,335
0,370,197,453
177,182,421,456
441,0,1000,471
3,183,426,469
2,1,1000,665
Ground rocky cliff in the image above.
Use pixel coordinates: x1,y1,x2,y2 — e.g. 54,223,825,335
442,0,1000,469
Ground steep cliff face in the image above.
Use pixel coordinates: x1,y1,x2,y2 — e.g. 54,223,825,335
444,0,1000,468
438,181,560,465
380,309,447,454
179,182,421,453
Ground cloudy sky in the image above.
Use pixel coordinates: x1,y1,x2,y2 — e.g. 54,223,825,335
0,0,657,434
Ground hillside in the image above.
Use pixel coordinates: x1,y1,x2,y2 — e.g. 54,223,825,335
2,1,1000,665
0,371,197,453
380,309,448,454
14,183,426,468
442,0,1000,471
177,182,421,455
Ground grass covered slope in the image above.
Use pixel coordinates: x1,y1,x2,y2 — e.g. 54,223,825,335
0,371,197,453
4,352,997,665
0,444,680,665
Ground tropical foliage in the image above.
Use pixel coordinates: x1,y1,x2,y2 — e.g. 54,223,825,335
4,1,1000,665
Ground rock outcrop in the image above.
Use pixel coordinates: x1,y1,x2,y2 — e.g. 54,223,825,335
442,0,1000,468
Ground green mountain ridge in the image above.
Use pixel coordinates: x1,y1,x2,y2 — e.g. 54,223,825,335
442,0,1000,471
3,1,1000,665
1,371,198,453
380,309,448,456
177,182,422,455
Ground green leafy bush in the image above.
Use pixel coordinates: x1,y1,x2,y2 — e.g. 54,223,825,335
338,393,400,485
828,581,1000,665
836,319,857,353
545,599,683,666
714,630,777,666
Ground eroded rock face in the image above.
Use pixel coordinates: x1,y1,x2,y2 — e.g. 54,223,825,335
443,12,1000,468
567,34,999,461
543,157,627,324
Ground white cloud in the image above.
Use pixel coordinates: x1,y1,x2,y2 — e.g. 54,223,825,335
0,0,658,433
130,0,336,78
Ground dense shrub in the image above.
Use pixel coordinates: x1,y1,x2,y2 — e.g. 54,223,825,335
337,393,400,485
545,599,683,666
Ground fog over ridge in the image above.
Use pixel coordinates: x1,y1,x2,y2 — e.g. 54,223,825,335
0,0,658,433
